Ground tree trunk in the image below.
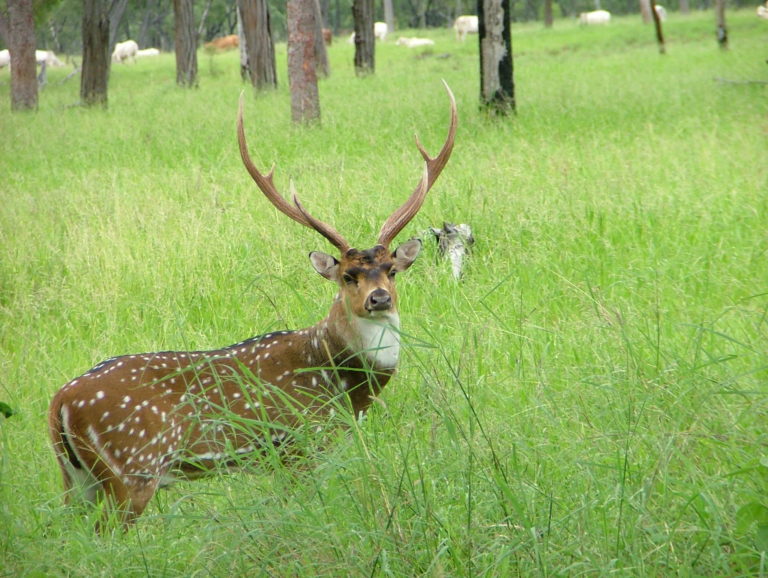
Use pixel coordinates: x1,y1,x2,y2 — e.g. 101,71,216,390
7,0,37,111
352,0,374,76
239,0,277,89
679,0,689,15
108,0,129,51
173,0,198,87
650,1,665,54
287,0,320,124
312,0,329,77
478,0,515,115
715,0,727,50
639,0,652,24
81,0,111,108
383,0,395,34
543,0,553,28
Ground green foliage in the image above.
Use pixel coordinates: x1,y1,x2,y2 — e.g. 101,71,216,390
1,11,767,575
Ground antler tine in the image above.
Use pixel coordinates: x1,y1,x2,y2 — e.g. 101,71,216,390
292,190,351,253
237,95,350,252
377,80,458,248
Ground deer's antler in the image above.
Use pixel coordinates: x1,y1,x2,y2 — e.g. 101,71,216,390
377,80,458,248
237,95,351,253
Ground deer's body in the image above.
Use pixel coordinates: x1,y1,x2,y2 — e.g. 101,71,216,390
49,84,456,528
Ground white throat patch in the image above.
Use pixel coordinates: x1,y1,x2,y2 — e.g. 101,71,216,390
354,313,401,370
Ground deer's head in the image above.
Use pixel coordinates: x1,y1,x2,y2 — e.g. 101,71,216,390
237,82,457,325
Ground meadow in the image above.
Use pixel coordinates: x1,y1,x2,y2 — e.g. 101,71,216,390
1,10,767,575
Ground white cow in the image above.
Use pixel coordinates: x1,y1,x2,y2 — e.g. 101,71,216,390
396,36,435,47
375,21,388,41
654,5,668,21
453,15,479,41
0,49,64,69
579,9,611,24
112,40,139,63
758,3,768,18
36,50,64,67
136,48,160,58
348,22,389,43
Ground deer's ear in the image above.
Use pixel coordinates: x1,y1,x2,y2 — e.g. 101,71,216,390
392,239,422,272
309,251,339,281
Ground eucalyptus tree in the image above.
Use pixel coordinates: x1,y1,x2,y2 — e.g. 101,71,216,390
1,0,38,110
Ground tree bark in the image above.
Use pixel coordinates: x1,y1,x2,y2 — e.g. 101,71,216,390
287,0,320,124
7,0,37,111
383,0,395,34
81,0,111,108
352,0,374,76
478,0,515,115
650,1,665,54
238,0,277,90
173,0,198,87
312,0,329,77
108,0,129,51
543,0,553,28
715,0,727,50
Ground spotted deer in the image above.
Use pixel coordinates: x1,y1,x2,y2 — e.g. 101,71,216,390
48,84,457,528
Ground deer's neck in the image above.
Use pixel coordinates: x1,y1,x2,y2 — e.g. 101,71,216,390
311,297,401,371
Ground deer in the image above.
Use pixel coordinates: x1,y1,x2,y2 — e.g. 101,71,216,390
48,83,457,529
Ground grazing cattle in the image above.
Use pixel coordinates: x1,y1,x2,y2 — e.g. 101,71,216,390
579,9,611,25
36,50,65,67
348,22,388,44
375,21,388,41
204,34,239,52
136,48,160,58
758,3,768,18
0,49,64,69
396,36,435,48
453,15,479,41
112,40,139,63
654,5,668,21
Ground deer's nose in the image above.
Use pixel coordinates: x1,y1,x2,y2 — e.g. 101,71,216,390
365,289,392,312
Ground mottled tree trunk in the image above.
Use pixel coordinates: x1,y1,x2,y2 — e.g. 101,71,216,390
312,0,329,77
650,0,665,54
287,0,320,124
543,0,553,28
239,0,277,89
352,0,374,76
639,0,652,24
81,0,111,108
173,0,198,87
8,0,37,111
383,0,395,34
478,0,515,115
715,0,728,50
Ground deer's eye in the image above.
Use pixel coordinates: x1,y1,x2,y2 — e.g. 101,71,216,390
343,273,357,285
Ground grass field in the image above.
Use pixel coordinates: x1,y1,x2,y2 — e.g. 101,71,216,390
1,10,767,575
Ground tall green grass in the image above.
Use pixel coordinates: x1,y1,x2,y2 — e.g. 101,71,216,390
1,11,766,575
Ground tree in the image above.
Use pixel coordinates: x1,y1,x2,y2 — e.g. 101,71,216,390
351,0,374,76
287,0,320,124
543,0,553,28
81,0,110,107
715,0,727,50
173,0,198,87
478,0,515,115
238,0,277,90
4,0,38,111
312,0,329,77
